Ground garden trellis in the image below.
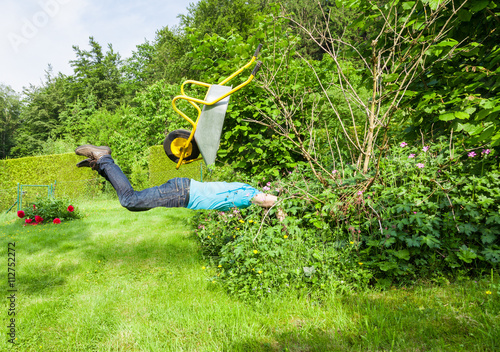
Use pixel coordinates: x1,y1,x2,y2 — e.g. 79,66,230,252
7,181,56,213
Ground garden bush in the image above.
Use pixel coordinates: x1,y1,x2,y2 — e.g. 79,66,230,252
193,138,499,298
16,197,82,225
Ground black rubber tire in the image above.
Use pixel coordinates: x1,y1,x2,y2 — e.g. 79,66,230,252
163,129,200,163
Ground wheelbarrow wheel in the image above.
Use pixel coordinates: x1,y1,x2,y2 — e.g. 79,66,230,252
163,129,200,163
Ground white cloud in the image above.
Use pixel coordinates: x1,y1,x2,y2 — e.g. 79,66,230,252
0,0,196,93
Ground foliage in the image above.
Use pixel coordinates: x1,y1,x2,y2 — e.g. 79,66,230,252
19,197,81,224
194,205,372,299
180,0,271,39
362,139,499,283
184,6,313,176
194,139,499,297
0,84,21,158
69,37,124,110
193,164,373,298
11,70,69,157
404,0,500,147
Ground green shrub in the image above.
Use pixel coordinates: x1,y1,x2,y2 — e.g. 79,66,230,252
360,140,499,283
193,140,499,297
17,197,82,225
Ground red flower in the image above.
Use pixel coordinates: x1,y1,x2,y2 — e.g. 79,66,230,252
17,210,25,218
53,218,61,224
68,205,74,212
33,204,36,210
25,218,32,224
35,215,43,223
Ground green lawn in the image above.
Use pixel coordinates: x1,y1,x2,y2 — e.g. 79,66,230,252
0,200,498,351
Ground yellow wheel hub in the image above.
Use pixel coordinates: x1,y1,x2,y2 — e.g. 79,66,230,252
170,138,192,159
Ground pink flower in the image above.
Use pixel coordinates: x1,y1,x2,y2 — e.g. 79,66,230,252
357,191,364,196
266,182,271,187
417,163,425,168
332,169,338,174
468,151,476,158
423,146,429,152
263,186,270,191
25,218,32,224
35,215,43,223
67,205,74,212
17,210,25,218
400,142,408,147
53,218,61,224
408,154,416,158
481,149,490,155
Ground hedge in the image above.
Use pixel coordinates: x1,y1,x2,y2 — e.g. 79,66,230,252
148,145,206,186
0,153,96,211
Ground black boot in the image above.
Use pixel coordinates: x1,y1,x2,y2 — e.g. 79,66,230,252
76,158,98,170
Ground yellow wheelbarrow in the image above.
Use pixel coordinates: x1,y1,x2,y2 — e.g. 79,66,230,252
163,44,263,169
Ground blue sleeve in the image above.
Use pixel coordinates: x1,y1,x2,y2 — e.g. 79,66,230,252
187,180,260,211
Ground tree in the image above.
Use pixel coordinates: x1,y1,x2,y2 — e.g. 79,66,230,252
121,41,156,97
11,69,69,157
406,0,500,147
0,84,21,158
265,0,475,181
179,0,271,37
69,37,124,110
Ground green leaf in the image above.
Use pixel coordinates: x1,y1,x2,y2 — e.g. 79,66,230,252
384,237,396,247
457,9,472,22
401,1,415,10
438,113,455,121
457,246,477,263
394,249,410,261
379,261,398,271
481,233,497,244
454,111,469,119
470,0,490,12
427,0,442,11
436,39,458,47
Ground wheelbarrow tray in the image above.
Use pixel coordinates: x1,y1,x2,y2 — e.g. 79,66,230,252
194,84,232,168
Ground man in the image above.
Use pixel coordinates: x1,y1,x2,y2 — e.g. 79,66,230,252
75,145,278,212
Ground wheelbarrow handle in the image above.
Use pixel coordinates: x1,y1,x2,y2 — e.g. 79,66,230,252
253,44,263,58
251,61,263,76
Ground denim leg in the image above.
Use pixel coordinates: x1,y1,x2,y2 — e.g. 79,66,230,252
97,155,190,211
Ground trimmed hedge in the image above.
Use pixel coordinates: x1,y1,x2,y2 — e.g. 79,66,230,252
0,153,96,211
1,147,209,211
148,145,207,186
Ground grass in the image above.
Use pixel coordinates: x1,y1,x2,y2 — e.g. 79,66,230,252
0,199,498,351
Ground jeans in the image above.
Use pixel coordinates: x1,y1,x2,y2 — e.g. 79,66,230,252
97,155,190,211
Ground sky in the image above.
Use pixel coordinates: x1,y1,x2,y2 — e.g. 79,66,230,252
0,0,198,94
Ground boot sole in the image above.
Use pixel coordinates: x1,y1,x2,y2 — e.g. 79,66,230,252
75,145,112,157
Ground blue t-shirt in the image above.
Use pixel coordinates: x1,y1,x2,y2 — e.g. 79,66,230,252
186,180,260,211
